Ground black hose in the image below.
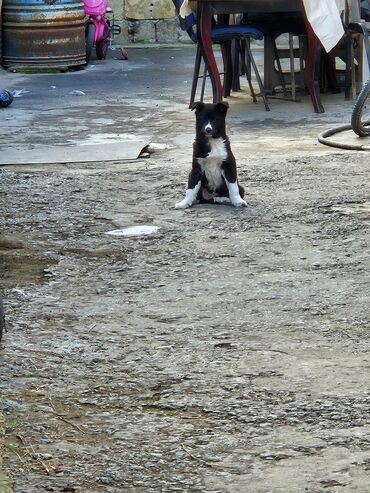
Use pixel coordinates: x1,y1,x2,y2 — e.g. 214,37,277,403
318,124,370,151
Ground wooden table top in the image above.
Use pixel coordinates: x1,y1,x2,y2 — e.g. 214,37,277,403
190,0,302,13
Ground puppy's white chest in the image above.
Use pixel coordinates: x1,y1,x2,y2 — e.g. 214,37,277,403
198,138,228,167
197,138,227,191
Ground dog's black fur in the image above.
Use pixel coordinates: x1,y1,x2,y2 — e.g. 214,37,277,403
175,101,246,209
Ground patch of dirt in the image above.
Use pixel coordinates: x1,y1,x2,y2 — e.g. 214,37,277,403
0,235,57,291
0,48,369,493
330,201,370,220
0,253,49,290
0,147,369,493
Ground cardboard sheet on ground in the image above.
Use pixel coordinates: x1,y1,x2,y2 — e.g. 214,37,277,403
0,141,149,166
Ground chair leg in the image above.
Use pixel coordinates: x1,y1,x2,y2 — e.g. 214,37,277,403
231,39,241,92
272,37,287,97
242,39,257,102
306,27,324,113
240,40,246,76
244,37,270,111
299,35,307,93
200,64,207,102
221,41,233,98
345,33,353,100
190,45,202,107
351,34,359,100
289,33,296,101
326,51,341,94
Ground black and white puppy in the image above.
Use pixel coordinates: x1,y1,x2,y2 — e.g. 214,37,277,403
175,101,246,209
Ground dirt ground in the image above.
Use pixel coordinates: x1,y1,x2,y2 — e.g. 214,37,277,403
0,47,370,493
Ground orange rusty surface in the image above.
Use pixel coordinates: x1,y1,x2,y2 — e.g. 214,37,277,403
2,0,86,68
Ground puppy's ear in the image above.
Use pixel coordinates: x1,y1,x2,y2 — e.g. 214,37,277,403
191,101,205,112
215,101,229,114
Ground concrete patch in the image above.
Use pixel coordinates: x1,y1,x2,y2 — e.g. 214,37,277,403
0,141,149,166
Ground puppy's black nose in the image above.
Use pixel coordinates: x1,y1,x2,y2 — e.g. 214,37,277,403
205,126,212,134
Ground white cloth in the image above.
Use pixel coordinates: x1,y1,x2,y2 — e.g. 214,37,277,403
179,0,345,52
302,0,344,52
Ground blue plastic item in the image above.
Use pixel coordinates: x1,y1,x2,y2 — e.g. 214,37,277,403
0,90,14,108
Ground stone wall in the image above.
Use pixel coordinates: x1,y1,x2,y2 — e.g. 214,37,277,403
108,0,189,44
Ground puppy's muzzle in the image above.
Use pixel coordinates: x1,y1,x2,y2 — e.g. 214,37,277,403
204,124,213,136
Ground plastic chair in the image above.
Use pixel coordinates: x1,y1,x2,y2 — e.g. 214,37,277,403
172,0,270,110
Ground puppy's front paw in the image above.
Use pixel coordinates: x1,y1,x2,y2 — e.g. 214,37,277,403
175,200,191,209
232,198,248,208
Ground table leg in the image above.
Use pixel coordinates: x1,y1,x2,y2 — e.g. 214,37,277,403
198,3,223,102
219,15,232,98
305,22,325,113
221,41,233,97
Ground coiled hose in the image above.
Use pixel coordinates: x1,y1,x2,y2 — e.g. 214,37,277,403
318,124,370,151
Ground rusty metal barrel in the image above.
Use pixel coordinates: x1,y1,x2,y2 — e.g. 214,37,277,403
2,0,86,69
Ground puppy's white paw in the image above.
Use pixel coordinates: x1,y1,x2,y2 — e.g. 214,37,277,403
175,200,191,209
232,198,247,208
